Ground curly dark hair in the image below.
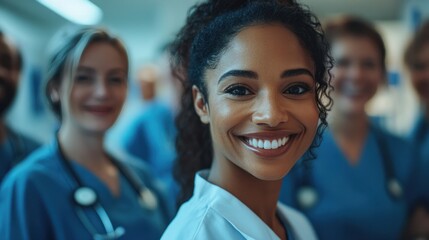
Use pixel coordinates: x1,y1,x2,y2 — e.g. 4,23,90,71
171,0,333,206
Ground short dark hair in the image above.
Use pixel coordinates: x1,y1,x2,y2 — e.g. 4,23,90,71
404,20,429,69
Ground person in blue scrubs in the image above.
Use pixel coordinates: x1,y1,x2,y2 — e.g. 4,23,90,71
113,64,177,203
405,21,429,167
0,27,170,240
161,0,334,239
280,16,429,240
0,31,40,182
403,20,429,237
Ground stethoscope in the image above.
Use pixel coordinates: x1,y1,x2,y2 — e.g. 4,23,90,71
56,137,159,240
296,124,403,210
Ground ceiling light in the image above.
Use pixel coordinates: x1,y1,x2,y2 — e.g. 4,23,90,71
37,0,102,25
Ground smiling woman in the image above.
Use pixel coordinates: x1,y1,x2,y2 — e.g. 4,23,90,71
161,0,333,239
0,27,171,240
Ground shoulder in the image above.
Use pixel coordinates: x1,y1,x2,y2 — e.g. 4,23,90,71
371,125,416,155
1,145,61,193
6,126,41,151
278,203,318,240
162,198,243,240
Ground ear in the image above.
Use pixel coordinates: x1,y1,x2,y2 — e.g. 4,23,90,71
192,85,209,124
49,82,60,103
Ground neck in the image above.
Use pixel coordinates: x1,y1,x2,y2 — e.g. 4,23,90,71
208,159,282,231
58,123,107,168
329,109,369,138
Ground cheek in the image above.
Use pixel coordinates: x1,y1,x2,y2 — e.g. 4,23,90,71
293,99,319,133
305,104,320,134
209,99,238,132
411,72,429,84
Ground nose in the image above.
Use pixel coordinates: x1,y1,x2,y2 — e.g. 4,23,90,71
347,64,365,82
93,78,108,98
252,92,288,127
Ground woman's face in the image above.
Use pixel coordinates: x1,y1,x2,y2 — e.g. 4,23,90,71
59,42,127,134
194,24,318,181
409,42,429,106
331,35,384,115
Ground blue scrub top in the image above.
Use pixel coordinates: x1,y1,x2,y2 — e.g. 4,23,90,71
0,126,40,183
409,115,429,163
113,100,178,204
409,115,429,209
0,138,170,240
280,124,427,240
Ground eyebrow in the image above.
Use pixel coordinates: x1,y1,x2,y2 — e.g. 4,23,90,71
76,66,95,73
281,68,314,79
77,66,126,75
218,68,314,84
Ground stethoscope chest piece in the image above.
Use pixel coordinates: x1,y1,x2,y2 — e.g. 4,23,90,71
297,185,318,210
387,178,403,199
74,187,98,207
139,188,158,210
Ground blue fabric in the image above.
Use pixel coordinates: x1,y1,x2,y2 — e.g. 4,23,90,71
280,125,426,240
162,170,317,240
408,115,429,210
0,138,170,240
409,115,429,163
114,100,178,208
0,127,40,183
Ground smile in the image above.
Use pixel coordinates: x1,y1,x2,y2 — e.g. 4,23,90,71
239,133,294,158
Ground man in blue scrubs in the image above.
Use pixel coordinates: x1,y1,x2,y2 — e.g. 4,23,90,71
0,31,39,182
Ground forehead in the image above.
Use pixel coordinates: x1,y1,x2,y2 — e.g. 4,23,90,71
78,42,126,69
332,35,380,59
214,24,314,74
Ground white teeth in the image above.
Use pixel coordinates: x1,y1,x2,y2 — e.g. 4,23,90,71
247,137,290,150
263,140,271,149
258,140,264,148
272,140,279,149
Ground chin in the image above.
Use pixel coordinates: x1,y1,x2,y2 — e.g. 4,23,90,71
249,165,292,181
83,123,113,135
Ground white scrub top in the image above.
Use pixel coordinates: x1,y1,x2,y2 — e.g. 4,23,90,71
161,170,317,240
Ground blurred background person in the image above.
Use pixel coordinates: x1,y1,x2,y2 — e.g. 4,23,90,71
403,20,429,239
0,27,170,239
107,62,178,210
404,20,429,167
279,16,428,240
0,30,40,183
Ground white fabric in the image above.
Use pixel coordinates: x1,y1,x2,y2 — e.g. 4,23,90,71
162,170,317,240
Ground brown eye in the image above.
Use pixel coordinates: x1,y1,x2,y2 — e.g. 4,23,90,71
224,84,253,96
284,84,310,95
336,58,350,68
75,75,93,83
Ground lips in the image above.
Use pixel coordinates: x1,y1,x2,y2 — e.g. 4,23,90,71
239,132,294,158
84,105,114,115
